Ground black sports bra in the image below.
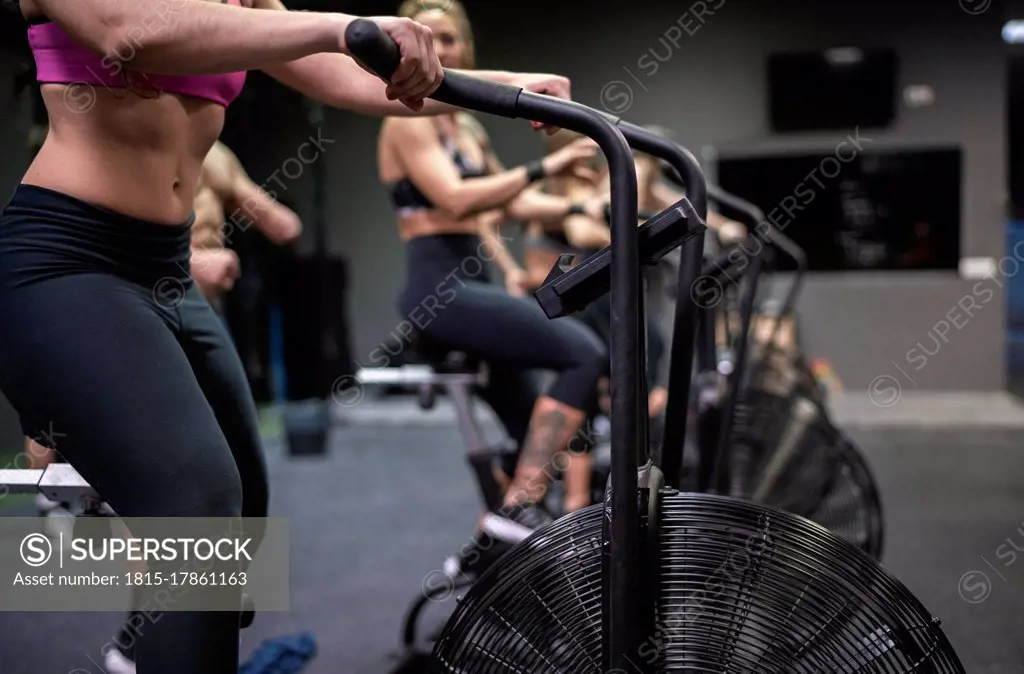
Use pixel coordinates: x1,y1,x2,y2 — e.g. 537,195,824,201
389,138,489,215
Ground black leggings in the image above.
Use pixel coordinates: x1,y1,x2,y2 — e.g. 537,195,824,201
557,275,668,457
576,291,666,388
397,234,607,474
0,185,267,674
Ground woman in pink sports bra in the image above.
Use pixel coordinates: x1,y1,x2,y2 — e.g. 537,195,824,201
0,2,576,673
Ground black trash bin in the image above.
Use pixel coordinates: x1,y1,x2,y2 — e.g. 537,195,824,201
283,400,330,457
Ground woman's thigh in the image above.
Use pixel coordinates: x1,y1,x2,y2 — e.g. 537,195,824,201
0,275,242,518
415,282,604,371
177,286,268,520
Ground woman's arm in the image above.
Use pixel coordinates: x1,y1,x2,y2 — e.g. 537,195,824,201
35,0,343,73
203,142,302,246
559,177,612,250
479,210,529,296
503,187,609,228
504,187,570,224
266,51,463,117
498,146,610,248
650,180,747,240
478,211,523,277
33,0,440,106
388,117,539,218
429,122,527,292
649,180,682,212
266,55,572,116
563,214,611,250
227,173,303,246
706,209,743,231
483,144,601,226
387,107,596,218
251,0,568,115
523,222,555,290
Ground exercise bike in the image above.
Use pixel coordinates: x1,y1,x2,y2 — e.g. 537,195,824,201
588,170,883,562
347,21,963,672
677,185,886,561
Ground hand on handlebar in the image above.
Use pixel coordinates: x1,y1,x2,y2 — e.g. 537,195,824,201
349,17,443,111
515,74,573,135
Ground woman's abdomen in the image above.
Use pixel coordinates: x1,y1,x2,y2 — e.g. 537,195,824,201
23,86,225,224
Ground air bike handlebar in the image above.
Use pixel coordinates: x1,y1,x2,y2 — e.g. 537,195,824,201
600,122,711,493
663,167,808,341
531,120,713,490
704,183,807,330
661,167,810,492
343,19,647,668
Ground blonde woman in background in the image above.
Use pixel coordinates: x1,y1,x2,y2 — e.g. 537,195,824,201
378,0,611,576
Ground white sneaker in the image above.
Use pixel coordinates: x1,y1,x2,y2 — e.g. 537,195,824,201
34,493,61,513
42,507,75,541
103,648,136,674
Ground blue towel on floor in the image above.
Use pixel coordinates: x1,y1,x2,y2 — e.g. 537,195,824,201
239,632,317,674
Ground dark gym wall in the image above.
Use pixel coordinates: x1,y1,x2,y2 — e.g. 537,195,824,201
0,0,1010,395
0,49,32,453
324,0,1009,391
0,50,30,208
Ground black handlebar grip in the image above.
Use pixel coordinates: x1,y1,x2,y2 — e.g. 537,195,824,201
344,18,522,119
434,74,522,119
344,19,402,81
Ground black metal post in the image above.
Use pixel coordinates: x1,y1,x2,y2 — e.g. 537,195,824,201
500,99,644,674
605,126,708,491
695,302,720,493
709,249,763,493
304,99,333,399
342,21,662,670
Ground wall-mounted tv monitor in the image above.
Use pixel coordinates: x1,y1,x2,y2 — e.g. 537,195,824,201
768,48,899,132
715,147,961,272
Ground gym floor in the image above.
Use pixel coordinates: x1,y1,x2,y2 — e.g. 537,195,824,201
2,394,1023,674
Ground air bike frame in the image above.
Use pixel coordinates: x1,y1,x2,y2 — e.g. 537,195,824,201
343,20,713,670
657,173,809,496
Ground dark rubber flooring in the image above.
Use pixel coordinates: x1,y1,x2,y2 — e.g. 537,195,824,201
0,421,1021,673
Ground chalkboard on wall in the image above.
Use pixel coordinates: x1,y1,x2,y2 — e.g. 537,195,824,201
716,147,961,273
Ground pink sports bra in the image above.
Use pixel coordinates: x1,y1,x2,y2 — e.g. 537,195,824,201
28,0,247,108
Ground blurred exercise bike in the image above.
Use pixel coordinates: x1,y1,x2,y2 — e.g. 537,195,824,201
676,179,885,561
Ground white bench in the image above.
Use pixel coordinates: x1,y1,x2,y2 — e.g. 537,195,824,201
0,463,99,505
356,353,490,458
356,350,505,510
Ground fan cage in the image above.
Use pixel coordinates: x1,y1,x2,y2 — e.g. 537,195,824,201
430,494,960,673
725,341,884,560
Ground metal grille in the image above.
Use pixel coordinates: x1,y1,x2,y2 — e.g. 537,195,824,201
727,346,884,560
430,494,959,673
